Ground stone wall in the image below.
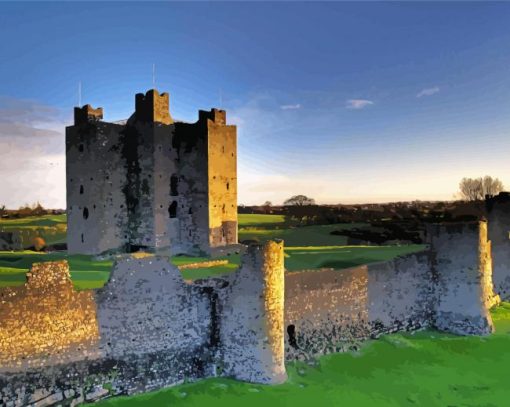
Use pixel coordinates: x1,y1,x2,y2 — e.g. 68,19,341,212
0,261,98,372
0,223,501,405
66,90,238,257
284,251,432,360
0,242,281,405
486,192,510,299
205,109,238,247
428,221,499,335
66,116,128,255
219,240,286,384
284,221,498,360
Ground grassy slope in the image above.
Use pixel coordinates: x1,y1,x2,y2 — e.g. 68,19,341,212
0,214,67,245
0,214,425,286
284,245,426,270
97,303,510,407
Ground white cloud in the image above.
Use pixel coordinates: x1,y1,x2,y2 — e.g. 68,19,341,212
417,86,440,98
346,99,374,109
0,96,68,209
280,104,301,110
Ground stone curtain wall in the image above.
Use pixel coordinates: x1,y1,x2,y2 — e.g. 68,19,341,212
0,227,500,405
0,243,284,405
284,252,432,360
0,261,99,372
96,256,212,359
285,221,498,360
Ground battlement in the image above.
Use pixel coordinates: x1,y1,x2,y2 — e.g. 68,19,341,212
134,89,173,124
199,108,227,125
74,104,103,125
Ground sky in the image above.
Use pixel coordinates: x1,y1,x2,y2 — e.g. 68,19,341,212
1,2,510,208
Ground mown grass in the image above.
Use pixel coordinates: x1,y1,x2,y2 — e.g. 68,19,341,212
0,214,425,287
0,214,66,227
284,245,426,271
0,251,112,290
97,303,510,407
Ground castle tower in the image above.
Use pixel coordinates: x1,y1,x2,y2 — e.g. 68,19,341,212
134,89,173,124
66,88,237,256
219,240,287,384
428,221,498,335
486,192,510,299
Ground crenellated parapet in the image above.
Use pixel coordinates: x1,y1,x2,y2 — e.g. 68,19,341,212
134,89,173,124
199,108,227,125
74,104,103,125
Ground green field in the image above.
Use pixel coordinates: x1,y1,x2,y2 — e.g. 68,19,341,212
0,213,425,287
238,214,365,246
0,214,67,245
96,303,510,407
284,245,425,270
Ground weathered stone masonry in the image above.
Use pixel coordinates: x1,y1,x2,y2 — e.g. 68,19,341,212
66,89,237,256
0,222,502,405
0,241,285,406
486,192,510,299
284,221,499,359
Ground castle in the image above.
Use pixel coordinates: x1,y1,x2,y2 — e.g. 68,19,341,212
66,89,237,255
2,89,510,405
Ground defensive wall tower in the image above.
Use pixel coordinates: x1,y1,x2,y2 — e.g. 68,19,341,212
486,192,510,299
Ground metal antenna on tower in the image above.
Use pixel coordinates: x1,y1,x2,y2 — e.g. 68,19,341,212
152,64,156,89
219,88,223,108
78,81,82,107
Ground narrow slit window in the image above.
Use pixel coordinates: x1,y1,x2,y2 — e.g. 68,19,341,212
169,201,177,218
170,174,178,196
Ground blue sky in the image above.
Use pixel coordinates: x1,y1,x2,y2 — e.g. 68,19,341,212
1,2,510,207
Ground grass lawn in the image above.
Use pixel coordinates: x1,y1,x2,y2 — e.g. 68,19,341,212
0,214,67,245
284,245,426,271
0,251,112,290
238,214,366,246
97,302,510,407
0,214,425,287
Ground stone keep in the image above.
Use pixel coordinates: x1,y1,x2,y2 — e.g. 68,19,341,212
66,89,238,255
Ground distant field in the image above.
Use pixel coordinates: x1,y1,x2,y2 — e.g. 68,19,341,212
96,303,510,407
0,214,67,246
237,213,286,227
284,245,425,271
0,213,426,288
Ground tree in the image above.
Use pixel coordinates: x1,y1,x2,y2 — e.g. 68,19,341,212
283,195,315,206
32,237,46,252
459,176,504,201
262,201,272,214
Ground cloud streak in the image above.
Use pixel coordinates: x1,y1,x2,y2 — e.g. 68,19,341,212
346,99,374,109
417,86,440,98
280,104,301,110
